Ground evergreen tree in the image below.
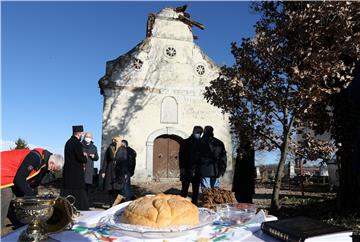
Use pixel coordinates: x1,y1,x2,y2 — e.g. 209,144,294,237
13,138,30,150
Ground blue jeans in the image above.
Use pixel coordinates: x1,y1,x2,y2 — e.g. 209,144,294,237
200,177,220,191
121,174,133,201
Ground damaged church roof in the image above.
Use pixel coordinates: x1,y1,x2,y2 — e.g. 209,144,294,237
99,5,219,95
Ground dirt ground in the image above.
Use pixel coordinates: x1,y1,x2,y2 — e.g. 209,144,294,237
0,180,336,237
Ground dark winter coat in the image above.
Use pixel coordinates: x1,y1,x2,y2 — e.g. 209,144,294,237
63,136,87,189
232,145,255,199
114,147,128,177
100,144,117,191
126,147,137,177
178,135,202,181
101,143,137,191
82,141,99,185
114,146,136,177
198,135,227,178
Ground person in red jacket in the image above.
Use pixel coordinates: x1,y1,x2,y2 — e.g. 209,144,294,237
0,148,64,228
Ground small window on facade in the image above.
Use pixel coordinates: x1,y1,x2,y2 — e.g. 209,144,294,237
133,58,143,70
161,96,178,124
195,64,206,76
165,46,177,58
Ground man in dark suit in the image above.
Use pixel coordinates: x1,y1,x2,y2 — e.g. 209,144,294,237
118,139,136,201
199,126,227,191
179,126,203,205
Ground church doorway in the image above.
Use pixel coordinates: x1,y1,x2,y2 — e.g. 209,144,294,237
153,135,182,179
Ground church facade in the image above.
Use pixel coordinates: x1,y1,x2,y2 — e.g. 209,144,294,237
99,6,233,181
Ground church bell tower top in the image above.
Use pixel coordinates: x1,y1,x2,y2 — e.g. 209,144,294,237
148,6,204,42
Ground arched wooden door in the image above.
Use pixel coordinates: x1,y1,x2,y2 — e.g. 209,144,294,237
153,135,182,179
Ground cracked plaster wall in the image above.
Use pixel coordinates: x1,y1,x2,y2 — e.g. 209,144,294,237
100,7,233,182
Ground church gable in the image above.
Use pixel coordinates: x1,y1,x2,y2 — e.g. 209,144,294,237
99,5,233,181
99,6,219,93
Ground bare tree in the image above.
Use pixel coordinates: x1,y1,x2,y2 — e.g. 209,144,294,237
204,1,360,211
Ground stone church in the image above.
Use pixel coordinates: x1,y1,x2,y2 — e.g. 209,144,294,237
98,6,233,181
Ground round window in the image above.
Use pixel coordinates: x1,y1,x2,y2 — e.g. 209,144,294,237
195,64,206,76
165,46,177,58
133,58,143,70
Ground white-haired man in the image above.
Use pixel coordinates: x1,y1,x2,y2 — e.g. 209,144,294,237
0,148,64,228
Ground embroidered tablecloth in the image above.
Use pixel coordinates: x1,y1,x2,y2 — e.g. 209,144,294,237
55,203,267,242
1,203,271,242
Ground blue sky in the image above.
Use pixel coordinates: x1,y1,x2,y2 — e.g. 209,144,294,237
2,1,278,166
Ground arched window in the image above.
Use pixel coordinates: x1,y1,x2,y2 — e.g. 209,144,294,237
161,96,178,124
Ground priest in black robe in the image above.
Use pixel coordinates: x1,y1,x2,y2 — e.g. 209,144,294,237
61,125,89,210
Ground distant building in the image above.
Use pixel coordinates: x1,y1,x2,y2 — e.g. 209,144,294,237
98,6,232,181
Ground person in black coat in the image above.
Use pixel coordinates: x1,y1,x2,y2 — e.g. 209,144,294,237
116,140,136,201
81,132,99,201
100,136,122,206
61,125,89,210
178,126,203,205
232,138,255,203
124,141,136,178
199,126,227,191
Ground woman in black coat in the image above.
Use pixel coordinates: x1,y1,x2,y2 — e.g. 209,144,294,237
100,136,122,206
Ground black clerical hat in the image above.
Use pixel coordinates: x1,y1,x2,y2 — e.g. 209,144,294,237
72,125,84,133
